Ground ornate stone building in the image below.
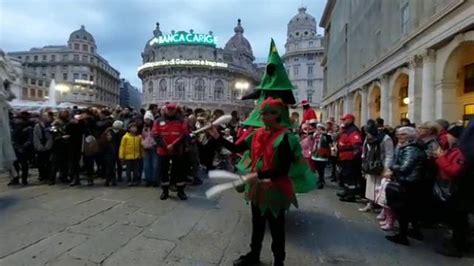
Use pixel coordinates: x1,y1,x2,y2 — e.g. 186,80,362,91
320,0,474,126
138,20,259,113
283,7,325,111
8,26,120,107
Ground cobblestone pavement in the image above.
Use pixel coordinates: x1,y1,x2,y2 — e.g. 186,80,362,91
0,172,473,266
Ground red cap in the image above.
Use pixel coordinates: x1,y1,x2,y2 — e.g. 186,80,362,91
341,113,355,121
301,100,309,106
165,103,177,110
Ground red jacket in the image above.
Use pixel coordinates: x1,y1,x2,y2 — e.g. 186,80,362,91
152,118,188,156
301,108,317,125
337,124,362,161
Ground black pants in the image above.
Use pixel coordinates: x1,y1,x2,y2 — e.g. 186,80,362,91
50,158,68,182
36,151,51,181
448,209,469,250
69,151,81,183
83,155,95,182
116,157,123,181
14,151,30,181
314,161,327,185
395,182,424,237
125,159,141,183
160,155,186,187
104,158,117,184
250,204,286,262
340,159,362,194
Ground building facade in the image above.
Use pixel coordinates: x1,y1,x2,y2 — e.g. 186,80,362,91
283,7,325,111
8,25,121,107
320,0,474,127
119,79,142,110
138,20,260,114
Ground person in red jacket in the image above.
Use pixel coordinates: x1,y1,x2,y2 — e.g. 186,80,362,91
336,113,363,202
301,100,318,125
153,103,189,200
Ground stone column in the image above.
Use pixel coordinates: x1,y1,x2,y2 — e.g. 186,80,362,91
360,86,369,125
421,49,436,122
344,91,354,115
435,79,459,122
334,100,339,120
408,56,423,124
380,74,390,122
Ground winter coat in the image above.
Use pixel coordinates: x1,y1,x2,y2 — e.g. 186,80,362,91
119,132,142,160
312,132,332,161
12,119,34,155
337,124,362,161
391,141,427,183
33,122,53,152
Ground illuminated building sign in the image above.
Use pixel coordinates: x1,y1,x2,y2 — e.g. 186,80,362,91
149,31,217,47
75,79,94,85
138,59,228,72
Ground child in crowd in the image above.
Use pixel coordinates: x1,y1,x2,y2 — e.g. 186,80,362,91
119,123,143,186
102,129,118,186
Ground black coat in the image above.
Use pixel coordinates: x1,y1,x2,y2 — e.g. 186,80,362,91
391,142,427,183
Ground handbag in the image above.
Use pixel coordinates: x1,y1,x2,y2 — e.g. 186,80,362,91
385,181,407,209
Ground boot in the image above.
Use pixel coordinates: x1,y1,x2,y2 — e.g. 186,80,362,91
7,177,20,186
233,252,260,266
160,186,169,200
21,177,28,186
177,186,187,200
376,209,386,220
358,202,373,212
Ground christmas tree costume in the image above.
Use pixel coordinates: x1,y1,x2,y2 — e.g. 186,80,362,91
213,40,317,266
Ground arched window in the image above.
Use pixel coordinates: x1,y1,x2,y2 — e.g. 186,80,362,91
194,78,205,100
159,79,167,99
306,90,314,103
175,78,185,99
214,80,224,100
148,81,153,95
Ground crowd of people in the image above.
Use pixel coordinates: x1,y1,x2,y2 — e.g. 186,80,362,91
299,112,474,258
4,98,474,258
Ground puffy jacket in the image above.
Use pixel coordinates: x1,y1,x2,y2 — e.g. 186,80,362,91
391,142,427,183
119,132,142,160
337,124,362,161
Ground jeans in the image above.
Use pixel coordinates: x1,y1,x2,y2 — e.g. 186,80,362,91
143,149,159,184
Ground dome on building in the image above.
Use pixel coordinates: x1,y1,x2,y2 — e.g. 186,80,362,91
69,25,95,43
288,7,317,38
225,19,254,59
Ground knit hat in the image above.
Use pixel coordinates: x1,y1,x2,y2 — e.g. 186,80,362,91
144,110,154,121
112,120,124,129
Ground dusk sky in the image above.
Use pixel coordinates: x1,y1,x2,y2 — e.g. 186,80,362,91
0,0,327,89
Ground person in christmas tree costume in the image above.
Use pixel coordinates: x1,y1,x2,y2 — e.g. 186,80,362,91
207,39,316,266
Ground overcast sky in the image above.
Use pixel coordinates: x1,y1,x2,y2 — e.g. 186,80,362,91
0,0,326,89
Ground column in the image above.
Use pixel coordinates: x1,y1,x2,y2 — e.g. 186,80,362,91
435,80,459,122
360,86,369,124
380,74,390,122
421,49,436,122
344,92,354,115
408,56,423,124
334,100,339,120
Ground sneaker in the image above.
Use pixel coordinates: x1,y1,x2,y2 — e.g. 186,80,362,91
358,203,372,212
376,212,386,221
385,234,409,246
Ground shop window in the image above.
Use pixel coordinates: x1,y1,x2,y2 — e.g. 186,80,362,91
464,63,474,93
464,104,474,126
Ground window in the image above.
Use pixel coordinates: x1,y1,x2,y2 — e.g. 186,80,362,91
42,55,47,61
22,87,28,97
308,54,314,60
23,77,28,83
25,55,30,61
51,54,56,62
30,88,36,97
309,41,314,47
401,3,409,35
82,74,87,80
308,65,314,75
38,90,43,98
74,54,79,61
307,90,313,103
73,73,79,80
34,55,38,61
294,57,299,62
294,66,299,76
307,80,313,87
159,79,167,98
82,55,87,62
194,78,205,100
74,43,80,50
90,75,94,81
175,78,185,99
214,80,224,100
90,46,95,53
63,73,68,81
38,80,43,86
82,44,88,51
30,79,36,85
90,57,94,63
51,73,55,79
63,54,68,61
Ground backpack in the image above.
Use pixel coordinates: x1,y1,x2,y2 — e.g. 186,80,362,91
84,135,99,156
362,142,384,175
435,147,465,181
